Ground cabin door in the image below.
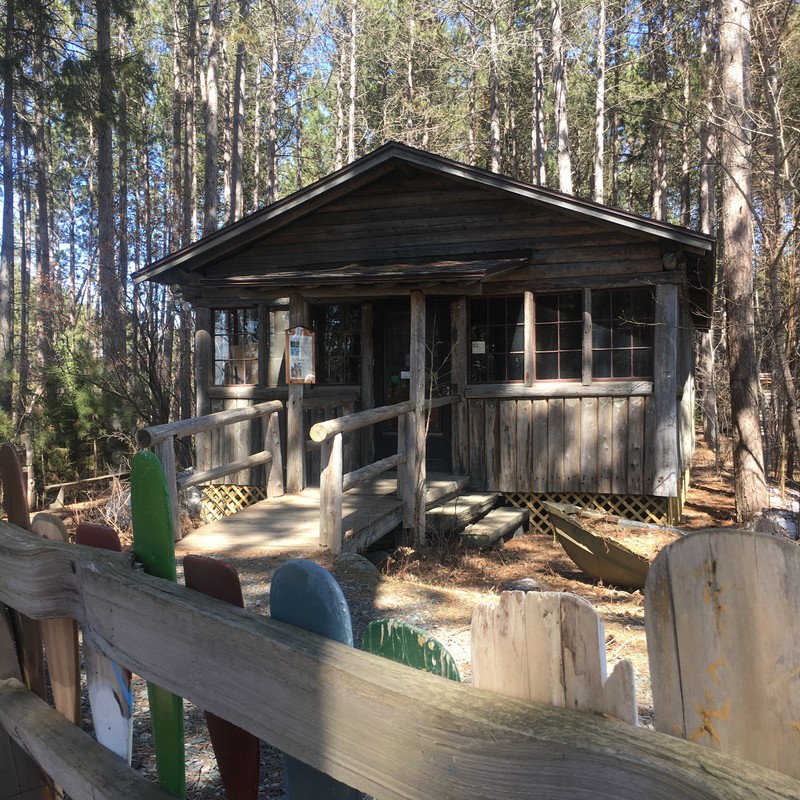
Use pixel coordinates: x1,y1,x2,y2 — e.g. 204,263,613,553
373,298,452,473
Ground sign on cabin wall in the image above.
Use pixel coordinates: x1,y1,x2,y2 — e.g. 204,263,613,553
286,326,316,384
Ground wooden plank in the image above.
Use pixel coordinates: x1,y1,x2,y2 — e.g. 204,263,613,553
319,434,343,552
360,302,375,467
465,382,653,398
410,291,427,546
524,291,534,386
646,530,800,780
264,411,284,498
516,399,533,493
627,396,645,494
547,400,564,490
531,399,549,492
153,439,182,541
484,399,500,491
0,678,173,800
649,283,678,497
0,525,797,800
498,401,517,492
597,397,613,494
580,397,598,492
450,297,469,474
468,400,486,488
563,398,581,491
611,398,629,495
472,592,636,723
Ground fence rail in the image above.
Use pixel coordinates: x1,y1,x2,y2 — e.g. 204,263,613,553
0,522,797,799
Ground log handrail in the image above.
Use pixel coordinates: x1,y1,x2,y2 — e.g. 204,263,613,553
0,524,797,800
136,400,284,448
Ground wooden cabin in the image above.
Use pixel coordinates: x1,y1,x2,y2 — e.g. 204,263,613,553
134,142,715,538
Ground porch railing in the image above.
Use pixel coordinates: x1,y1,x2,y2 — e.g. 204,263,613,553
136,400,284,539
309,395,459,554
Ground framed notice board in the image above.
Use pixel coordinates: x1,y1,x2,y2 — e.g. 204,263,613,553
286,326,316,384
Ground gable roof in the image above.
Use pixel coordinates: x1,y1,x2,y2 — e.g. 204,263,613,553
133,141,715,287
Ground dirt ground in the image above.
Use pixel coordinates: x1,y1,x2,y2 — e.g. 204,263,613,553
115,439,748,798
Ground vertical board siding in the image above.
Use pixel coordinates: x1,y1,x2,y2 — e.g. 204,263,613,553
531,400,549,492
627,397,645,494
516,399,533,493
547,400,565,489
563,398,581,491
484,400,500,490
499,401,518,492
580,398,598,492
468,400,486,487
611,398,629,494
597,397,614,494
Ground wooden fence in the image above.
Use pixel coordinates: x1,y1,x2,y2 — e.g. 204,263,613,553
0,522,798,800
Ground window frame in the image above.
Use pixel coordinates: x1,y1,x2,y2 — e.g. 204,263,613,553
212,307,261,387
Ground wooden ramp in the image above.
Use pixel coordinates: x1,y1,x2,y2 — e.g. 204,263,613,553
176,474,466,555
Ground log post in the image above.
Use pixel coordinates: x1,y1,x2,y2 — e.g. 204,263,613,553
194,307,214,473
319,432,343,552
360,302,375,467
410,291,426,546
153,437,182,541
450,297,468,475
264,412,284,498
286,294,307,493
398,411,416,543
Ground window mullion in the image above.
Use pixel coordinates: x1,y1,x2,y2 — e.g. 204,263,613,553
524,290,534,387
582,288,592,385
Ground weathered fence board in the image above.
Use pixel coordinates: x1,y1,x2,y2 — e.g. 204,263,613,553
1,524,799,800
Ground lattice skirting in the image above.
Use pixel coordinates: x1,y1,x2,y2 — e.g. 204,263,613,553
504,491,676,535
200,485,268,524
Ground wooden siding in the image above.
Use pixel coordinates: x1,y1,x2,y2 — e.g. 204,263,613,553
203,172,668,283
468,396,654,495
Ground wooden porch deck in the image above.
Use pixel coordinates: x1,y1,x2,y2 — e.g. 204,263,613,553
175,473,467,556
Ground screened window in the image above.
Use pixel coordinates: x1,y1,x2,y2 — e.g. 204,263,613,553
534,293,582,380
214,308,259,386
311,303,361,385
469,297,524,382
592,288,654,379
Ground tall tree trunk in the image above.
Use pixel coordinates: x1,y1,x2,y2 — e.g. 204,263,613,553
406,6,415,144
118,26,129,302
649,0,668,221
0,0,14,415
204,0,221,233
172,6,183,249
488,0,502,174
720,0,768,520
551,0,572,194
182,0,198,245
221,40,232,223
593,0,606,203
295,65,304,189
97,0,121,364
347,0,358,163
266,21,278,203
531,0,547,185
252,59,262,209
229,0,248,223
17,140,29,420
334,19,345,170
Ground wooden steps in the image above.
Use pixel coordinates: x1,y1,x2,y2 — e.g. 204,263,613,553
425,481,530,548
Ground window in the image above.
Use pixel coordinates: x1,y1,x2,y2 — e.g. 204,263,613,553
592,289,654,379
311,303,361,384
467,288,654,384
214,308,259,385
534,293,582,380
469,297,524,382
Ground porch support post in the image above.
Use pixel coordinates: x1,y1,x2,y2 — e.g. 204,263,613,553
410,291,426,546
194,307,213,473
451,297,468,475
360,302,375,466
649,283,679,498
287,293,307,493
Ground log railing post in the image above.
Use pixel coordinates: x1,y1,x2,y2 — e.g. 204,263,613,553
264,411,284,499
153,437,181,541
319,432,343,553
398,411,416,540
410,291,427,546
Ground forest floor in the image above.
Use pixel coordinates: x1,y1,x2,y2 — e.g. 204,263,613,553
83,439,795,798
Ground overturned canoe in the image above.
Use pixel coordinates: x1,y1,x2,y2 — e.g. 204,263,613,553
543,502,651,591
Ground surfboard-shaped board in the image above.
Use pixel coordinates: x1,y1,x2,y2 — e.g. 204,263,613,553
0,607,47,800
270,559,359,800
29,513,81,728
183,555,260,800
131,451,185,799
0,444,46,702
362,619,461,682
74,522,134,763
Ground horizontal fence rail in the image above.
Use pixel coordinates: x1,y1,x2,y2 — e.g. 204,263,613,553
0,523,797,800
